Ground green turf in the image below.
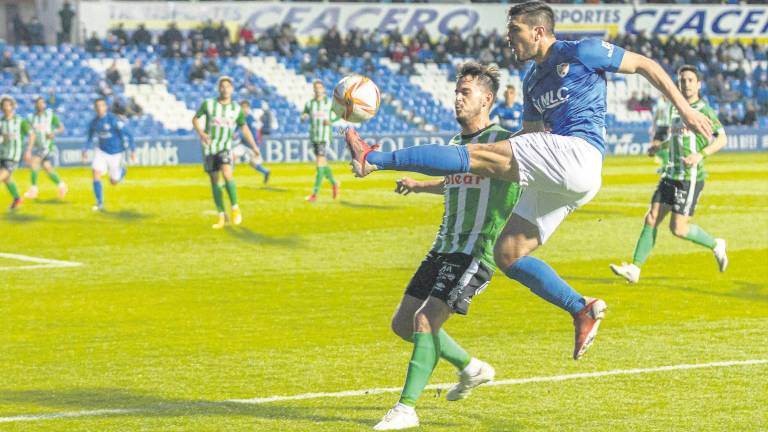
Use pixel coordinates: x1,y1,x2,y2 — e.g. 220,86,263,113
1,153,766,431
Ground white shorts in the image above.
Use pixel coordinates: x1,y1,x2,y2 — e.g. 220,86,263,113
509,132,603,244
92,148,125,182
232,144,262,164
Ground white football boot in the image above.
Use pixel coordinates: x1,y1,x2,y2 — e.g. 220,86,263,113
609,262,640,283
713,238,728,272
446,358,495,401
373,403,419,431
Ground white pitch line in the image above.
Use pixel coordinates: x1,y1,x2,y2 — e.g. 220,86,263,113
0,359,765,423
0,253,82,272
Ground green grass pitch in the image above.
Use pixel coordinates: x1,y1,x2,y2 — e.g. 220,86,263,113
1,153,766,431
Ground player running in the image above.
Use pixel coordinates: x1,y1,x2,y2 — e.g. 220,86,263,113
345,0,714,371
0,95,35,210
374,63,521,431
490,84,524,132
302,80,340,202
83,98,136,211
233,100,271,183
192,76,259,229
24,96,67,200
610,65,728,283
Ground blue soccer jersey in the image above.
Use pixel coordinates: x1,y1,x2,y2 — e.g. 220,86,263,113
491,102,524,133
85,113,134,155
522,39,625,155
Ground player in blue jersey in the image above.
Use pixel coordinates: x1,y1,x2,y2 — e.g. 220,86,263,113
346,0,714,395
83,98,136,211
233,100,271,183
490,84,524,132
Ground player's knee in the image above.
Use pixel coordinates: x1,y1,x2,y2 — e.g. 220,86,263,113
670,223,688,238
493,243,522,271
390,318,412,341
644,211,657,226
413,311,433,333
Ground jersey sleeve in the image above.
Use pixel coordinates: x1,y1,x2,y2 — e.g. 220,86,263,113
236,109,246,127
52,113,61,128
194,100,207,118
20,119,31,137
302,102,310,116
702,106,723,135
575,39,625,73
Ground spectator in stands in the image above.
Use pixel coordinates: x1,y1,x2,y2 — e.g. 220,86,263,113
627,92,643,112
300,53,314,74
220,39,238,57
189,57,207,83
86,32,102,53
276,35,292,58
146,58,165,84
258,101,278,137
445,28,466,55
206,43,219,59
131,24,153,46
316,48,332,69
639,93,654,111
164,41,184,59
390,42,406,63
491,85,523,132
414,28,431,49
1,51,16,71
433,43,449,64
160,22,184,49
217,21,230,46
399,56,416,76
27,17,44,45
111,23,129,46
205,56,220,74
407,39,421,61
111,97,127,117
321,26,343,62
418,43,433,63
388,27,403,46
96,79,113,97
102,34,122,54
12,14,27,45
126,97,143,118
743,100,758,127
130,59,149,85
362,52,376,75
59,1,75,43
239,25,254,45
13,62,30,86
106,61,123,86
707,72,727,100
718,104,736,126
202,20,218,44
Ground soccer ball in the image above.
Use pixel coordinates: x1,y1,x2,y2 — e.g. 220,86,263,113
331,75,380,123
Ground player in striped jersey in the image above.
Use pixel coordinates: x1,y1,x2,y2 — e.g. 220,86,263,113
302,80,340,202
610,65,728,284
24,97,68,200
0,95,35,210
374,63,521,431
192,76,259,229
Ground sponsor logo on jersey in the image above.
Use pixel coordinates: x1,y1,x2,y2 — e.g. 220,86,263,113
445,173,485,186
213,117,237,128
557,63,570,78
533,87,570,113
601,41,615,57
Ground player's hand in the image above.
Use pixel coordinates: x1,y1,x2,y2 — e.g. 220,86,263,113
46,132,55,139
680,107,712,138
23,151,32,165
199,133,211,146
395,177,420,195
683,153,703,167
130,152,137,163
647,143,660,157
323,120,331,126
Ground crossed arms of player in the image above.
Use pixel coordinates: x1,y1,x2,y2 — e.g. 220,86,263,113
511,48,714,141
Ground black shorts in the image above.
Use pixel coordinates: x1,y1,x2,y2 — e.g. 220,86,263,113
311,141,327,157
652,177,704,216
404,251,493,315
32,147,53,162
204,150,232,173
0,159,18,172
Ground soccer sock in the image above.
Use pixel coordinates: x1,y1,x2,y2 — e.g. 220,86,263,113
437,329,471,370
47,171,62,185
6,181,20,199
632,224,657,266
504,256,586,315
366,144,470,176
30,170,38,186
312,167,323,194
224,180,238,207
399,332,440,407
254,163,270,175
211,183,225,213
92,180,103,205
684,224,717,249
323,166,337,185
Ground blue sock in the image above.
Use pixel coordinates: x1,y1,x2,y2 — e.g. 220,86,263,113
366,145,470,176
254,164,270,175
504,256,586,315
120,166,127,181
93,180,103,206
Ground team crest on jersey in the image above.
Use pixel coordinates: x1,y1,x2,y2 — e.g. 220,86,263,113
556,63,570,78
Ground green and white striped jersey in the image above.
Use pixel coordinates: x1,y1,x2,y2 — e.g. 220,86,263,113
0,115,31,162
432,124,522,269
29,109,61,152
662,99,723,182
195,98,246,155
303,97,335,144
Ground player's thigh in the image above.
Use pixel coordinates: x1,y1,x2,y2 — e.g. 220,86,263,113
41,158,54,172
92,150,109,176
466,141,519,182
106,153,123,182
29,156,42,170
428,253,492,317
669,212,691,237
220,162,234,180
494,212,541,270
391,294,426,338
645,201,671,227
414,296,454,333
0,168,10,182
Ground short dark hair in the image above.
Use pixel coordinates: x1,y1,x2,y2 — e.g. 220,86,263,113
508,1,555,36
456,62,501,103
94,97,106,105
676,64,700,81
240,100,250,107
35,96,45,103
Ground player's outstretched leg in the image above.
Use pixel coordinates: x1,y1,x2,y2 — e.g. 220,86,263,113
92,172,104,211
5,179,22,210
25,167,39,199
324,166,340,199
250,156,270,184
670,214,727,272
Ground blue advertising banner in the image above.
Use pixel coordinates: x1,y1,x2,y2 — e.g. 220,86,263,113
53,128,768,167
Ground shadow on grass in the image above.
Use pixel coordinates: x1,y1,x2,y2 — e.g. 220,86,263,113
2,212,43,223
339,200,397,210
225,226,302,247
258,186,290,193
34,198,66,205
99,209,152,221
0,388,378,426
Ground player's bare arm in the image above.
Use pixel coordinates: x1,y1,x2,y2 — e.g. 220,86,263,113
191,116,210,146
240,123,260,154
24,130,36,163
395,177,444,195
684,129,727,167
618,51,712,138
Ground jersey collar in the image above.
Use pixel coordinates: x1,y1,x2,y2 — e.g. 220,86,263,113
460,123,495,139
